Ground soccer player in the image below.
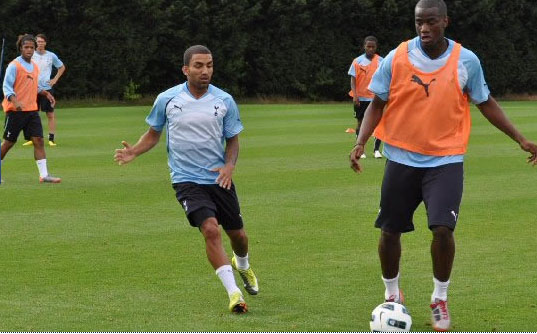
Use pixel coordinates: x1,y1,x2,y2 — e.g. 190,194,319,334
349,0,537,331
348,36,384,159
22,33,65,147
114,45,258,314
1,34,61,183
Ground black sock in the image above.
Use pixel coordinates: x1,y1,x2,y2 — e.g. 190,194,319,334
49,133,55,142
374,138,381,151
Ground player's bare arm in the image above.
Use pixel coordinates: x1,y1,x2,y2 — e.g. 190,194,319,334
477,96,537,165
114,127,162,165
49,65,66,87
350,77,359,106
212,135,239,189
350,96,386,173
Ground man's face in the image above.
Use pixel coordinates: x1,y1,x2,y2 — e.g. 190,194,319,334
415,6,448,48
364,41,377,58
36,37,47,51
20,40,35,60
182,53,213,90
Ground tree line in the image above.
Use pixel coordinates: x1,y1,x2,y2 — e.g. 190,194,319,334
1,0,536,101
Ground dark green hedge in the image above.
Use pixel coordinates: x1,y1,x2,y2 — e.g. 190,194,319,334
1,0,536,100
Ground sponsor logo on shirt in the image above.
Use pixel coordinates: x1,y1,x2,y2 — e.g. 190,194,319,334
410,74,436,97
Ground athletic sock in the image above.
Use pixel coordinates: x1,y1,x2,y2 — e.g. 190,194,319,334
49,133,55,142
432,277,450,302
36,159,48,178
374,137,381,151
233,252,250,270
382,273,400,301
215,265,240,296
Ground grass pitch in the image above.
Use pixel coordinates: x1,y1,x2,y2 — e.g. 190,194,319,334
0,101,536,331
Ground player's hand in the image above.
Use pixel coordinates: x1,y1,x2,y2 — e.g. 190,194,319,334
353,97,360,106
520,139,537,166
211,164,234,189
114,141,136,165
49,78,57,87
349,144,365,173
47,93,56,108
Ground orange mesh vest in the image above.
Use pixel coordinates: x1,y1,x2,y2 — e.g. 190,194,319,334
349,54,379,99
2,59,40,112
373,41,471,156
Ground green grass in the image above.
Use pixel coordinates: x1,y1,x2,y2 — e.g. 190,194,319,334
1,101,536,331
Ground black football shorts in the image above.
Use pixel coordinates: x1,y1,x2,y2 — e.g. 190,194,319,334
172,182,244,230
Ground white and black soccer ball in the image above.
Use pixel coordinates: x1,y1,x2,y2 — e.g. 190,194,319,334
370,302,412,332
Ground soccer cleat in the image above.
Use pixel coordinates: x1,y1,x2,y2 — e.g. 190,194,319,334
39,175,62,183
228,291,248,314
374,150,383,159
431,298,451,332
231,256,259,295
22,140,33,146
385,290,405,304
48,141,57,147
360,153,367,159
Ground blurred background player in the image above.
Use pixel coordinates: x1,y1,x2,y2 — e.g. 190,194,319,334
349,0,537,331
23,33,65,147
348,36,384,159
1,34,61,183
114,45,258,314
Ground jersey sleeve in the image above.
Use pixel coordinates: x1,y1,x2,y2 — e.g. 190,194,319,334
145,94,168,132
348,59,357,77
461,49,490,105
51,52,64,68
223,96,244,138
368,49,396,101
2,63,17,98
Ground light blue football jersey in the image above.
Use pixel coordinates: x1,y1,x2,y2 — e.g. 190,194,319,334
146,83,244,184
32,50,64,91
368,37,490,167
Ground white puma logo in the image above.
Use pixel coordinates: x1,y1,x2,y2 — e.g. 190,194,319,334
451,210,458,221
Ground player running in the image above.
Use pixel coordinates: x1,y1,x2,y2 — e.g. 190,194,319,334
114,45,258,314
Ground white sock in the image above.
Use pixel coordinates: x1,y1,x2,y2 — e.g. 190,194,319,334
382,273,400,301
432,277,450,302
36,159,48,178
233,252,250,270
215,265,240,296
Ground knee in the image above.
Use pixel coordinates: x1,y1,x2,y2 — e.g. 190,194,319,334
432,226,453,240
2,140,14,149
200,218,221,241
33,137,44,147
380,230,401,244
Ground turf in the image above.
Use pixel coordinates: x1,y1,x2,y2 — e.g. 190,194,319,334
0,101,536,331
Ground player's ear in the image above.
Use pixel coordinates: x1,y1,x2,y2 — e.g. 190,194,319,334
182,65,188,76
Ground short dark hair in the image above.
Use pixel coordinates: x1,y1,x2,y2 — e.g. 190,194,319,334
36,33,48,42
16,34,36,50
183,45,211,66
416,0,447,17
364,36,378,45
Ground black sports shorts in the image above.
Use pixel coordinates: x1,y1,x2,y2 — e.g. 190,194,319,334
353,100,371,121
37,89,54,112
3,111,43,142
172,182,244,230
375,160,464,233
